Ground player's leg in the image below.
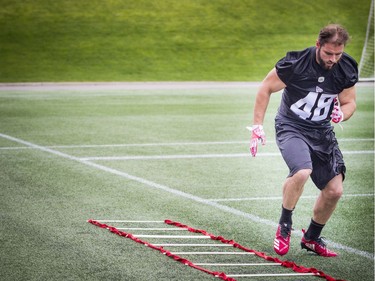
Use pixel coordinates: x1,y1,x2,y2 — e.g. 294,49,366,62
301,146,344,257
274,137,312,255
282,168,311,210
313,173,343,224
278,136,313,211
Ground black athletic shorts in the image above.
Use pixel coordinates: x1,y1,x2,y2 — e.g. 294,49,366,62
275,119,346,190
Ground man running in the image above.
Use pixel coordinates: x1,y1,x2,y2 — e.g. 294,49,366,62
250,24,358,257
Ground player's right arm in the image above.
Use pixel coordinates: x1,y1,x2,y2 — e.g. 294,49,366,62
253,68,286,125
249,68,286,157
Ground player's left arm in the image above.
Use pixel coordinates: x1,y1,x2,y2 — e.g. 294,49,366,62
338,85,356,121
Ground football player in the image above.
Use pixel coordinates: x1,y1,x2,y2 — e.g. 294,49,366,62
250,24,358,257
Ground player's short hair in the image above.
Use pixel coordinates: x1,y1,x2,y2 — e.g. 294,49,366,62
318,24,350,46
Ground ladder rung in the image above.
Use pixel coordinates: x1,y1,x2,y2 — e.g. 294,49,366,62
117,228,187,231
196,263,282,266
226,273,316,277
135,235,210,239
153,244,232,247
171,252,255,255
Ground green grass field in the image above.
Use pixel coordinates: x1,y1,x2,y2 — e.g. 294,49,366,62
0,82,373,281
0,0,372,82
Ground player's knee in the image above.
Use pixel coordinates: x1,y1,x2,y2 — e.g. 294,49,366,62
324,184,343,201
324,175,344,200
326,189,343,201
294,168,312,182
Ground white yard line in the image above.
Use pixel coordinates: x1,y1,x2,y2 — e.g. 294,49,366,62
78,150,374,161
209,193,374,202
0,81,372,91
0,132,373,260
80,153,251,161
0,138,373,150
0,81,261,91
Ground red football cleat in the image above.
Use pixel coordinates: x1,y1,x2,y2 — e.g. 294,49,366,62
301,229,338,257
274,223,292,256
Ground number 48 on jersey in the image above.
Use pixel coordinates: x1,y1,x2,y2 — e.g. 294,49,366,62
290,91,335,121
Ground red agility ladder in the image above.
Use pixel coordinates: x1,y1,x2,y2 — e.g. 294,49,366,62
88,219,346,281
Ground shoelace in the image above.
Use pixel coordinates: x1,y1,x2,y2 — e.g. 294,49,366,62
280,223,292,238
314,237,327,247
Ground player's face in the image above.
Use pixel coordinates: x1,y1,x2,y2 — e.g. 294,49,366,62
316,42,344,70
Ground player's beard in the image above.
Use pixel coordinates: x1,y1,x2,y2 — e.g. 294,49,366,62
317,48,337,70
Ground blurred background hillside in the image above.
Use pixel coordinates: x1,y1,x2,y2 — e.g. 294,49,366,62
0,0,372,82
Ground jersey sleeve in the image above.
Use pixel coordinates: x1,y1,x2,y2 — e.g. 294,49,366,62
275,49,309,85
275,54,295,84
341,54,358,89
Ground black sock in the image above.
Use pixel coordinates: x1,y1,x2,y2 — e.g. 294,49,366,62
304,219,325,240
278,205,293,226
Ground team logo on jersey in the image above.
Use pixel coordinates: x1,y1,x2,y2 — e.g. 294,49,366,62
316,86,323,93
318,76,325,83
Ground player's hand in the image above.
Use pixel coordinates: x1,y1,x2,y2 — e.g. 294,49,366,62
331,98,344,123
247,125,266,157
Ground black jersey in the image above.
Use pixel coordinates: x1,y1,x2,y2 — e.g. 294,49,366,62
275,47,358,127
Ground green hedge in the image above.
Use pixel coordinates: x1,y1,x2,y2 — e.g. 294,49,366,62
0,0,371,82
